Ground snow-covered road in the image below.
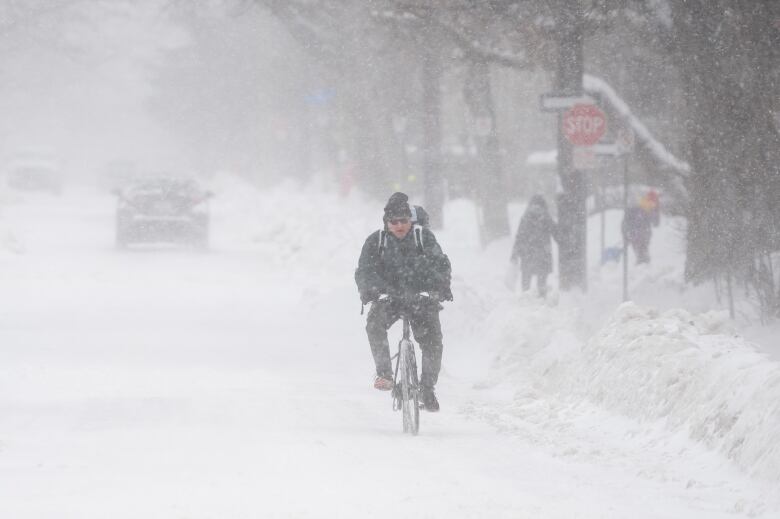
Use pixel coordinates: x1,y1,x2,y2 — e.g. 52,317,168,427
0,184,776,518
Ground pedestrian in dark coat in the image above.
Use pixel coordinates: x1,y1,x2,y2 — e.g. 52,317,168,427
509,195,558,297
355,192,452,411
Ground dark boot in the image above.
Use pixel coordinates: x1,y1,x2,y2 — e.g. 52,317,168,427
421,386,439,412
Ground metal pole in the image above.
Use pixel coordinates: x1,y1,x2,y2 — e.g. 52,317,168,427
600,174,606,265
622,154,629,302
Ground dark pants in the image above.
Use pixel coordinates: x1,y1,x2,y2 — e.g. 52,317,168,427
521,270,548,297
365,300,443,388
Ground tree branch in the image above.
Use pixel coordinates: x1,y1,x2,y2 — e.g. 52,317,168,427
378,2,532,69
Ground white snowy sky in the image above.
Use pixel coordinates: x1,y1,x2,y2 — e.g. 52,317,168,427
0,2,179,170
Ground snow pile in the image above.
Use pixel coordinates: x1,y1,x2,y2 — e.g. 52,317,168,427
576,304,780,481
475,293,580,386
206,175,386,302
482,298,780,483
209,174,375,252
248,187,376,270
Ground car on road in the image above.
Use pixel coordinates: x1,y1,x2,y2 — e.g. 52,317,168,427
114,177,212,249
4,151,63,194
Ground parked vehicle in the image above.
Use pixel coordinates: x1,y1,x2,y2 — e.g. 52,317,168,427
4,151,62,194
114,177,212,248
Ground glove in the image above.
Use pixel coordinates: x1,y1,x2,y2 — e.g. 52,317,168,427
360,290,379,305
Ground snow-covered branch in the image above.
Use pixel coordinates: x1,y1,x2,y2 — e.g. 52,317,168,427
584,73,690,176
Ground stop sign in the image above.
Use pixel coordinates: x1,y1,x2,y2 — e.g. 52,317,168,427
563,104,607,146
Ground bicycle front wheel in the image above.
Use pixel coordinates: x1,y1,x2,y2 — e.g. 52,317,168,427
399,339,420,435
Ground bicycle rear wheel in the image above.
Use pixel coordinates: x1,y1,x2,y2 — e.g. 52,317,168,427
399,338,420,435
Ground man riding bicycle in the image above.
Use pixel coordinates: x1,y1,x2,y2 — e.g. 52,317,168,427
355,192,452,412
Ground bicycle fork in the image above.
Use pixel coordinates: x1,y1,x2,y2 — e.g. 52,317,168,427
391,317,414,411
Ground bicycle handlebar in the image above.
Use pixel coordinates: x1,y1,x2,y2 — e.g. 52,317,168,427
374,292,439,305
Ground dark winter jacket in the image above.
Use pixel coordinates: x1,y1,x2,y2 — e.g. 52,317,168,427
510,197,558,275
355,227,452,305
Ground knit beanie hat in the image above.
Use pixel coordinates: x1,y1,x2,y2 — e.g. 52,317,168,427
383,192,412,220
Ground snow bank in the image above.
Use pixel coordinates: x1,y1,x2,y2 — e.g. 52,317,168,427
206,174,384,300
578,304,780,481
482,298,780,483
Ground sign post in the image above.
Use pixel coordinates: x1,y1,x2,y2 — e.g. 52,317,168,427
618,128,634,302
557,103,606,293
572,146,597,170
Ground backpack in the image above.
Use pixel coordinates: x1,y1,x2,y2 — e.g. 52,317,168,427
377,205,429,256
410,205,429,228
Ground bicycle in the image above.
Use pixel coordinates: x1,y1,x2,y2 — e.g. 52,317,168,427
379,293,434,435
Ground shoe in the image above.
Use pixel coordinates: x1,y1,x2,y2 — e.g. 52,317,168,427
373,375,394,391
421,386,439,412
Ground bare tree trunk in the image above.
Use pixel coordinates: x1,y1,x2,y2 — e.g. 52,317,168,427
421,39,445,229
345,90,390,198
464,60,510,245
